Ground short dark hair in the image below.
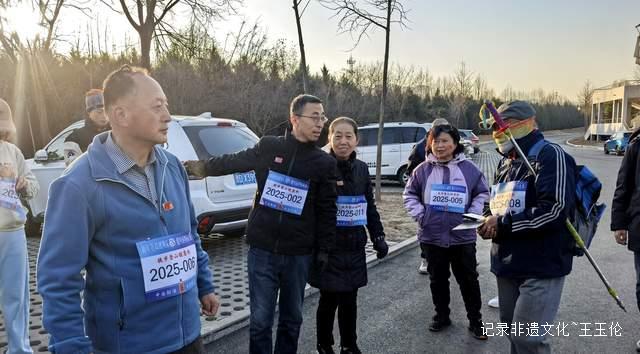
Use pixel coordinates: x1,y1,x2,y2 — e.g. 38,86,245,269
329,116,358,137
102,65,149,109
426,124,465,156
290,94,323,116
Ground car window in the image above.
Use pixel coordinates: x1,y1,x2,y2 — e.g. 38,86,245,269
417,127,427,141
383,127,401,144
183,126,258,160
358,127,403,146
358,128,377,146
47,129,76,160
401,127,419,143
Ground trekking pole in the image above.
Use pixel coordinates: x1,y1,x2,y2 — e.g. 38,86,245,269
482,100,627,312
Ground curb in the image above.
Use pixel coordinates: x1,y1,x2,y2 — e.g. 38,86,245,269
565,139,602,151
201,237,419,345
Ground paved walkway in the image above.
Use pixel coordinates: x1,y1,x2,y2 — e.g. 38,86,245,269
0,234,399,353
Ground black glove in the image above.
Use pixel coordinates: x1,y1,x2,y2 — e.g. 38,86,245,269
315,251,329,272
372,236,388,259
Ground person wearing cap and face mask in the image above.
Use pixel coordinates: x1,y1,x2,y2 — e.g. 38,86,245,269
477,100,577,354
0,98,39,354
65,89,111,160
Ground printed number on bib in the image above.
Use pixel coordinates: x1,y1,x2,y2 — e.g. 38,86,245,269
428,184,467,213
490,181,527,216
336,195,367,226
136,233,197,302
0,177,22,212
259,170,310,215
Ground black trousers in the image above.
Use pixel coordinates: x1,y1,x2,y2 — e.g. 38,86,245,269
169,336,205,354
316,289,359,348
421,243,482,323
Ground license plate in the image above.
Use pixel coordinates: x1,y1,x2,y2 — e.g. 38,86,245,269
234,171,256,185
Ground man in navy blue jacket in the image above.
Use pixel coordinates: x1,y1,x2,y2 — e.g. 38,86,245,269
477,100,577,354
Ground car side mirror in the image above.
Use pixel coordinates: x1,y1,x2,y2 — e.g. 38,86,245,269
34,149,48,162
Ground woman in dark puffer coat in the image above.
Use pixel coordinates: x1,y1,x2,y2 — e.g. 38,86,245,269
309,117,388,354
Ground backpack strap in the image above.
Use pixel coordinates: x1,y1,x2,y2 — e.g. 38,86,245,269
527,139,548,160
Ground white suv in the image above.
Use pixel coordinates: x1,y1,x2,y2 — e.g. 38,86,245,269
356,122,432,186
25,113,258,237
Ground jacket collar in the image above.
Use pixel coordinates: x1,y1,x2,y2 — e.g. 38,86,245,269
86,132,169,181
329,149,356,161
426,151,465,165
285,129,318,149
516,129,544,157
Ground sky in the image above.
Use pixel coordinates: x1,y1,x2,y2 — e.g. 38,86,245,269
4,0,640,99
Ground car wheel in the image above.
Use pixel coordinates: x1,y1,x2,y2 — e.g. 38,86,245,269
397,166,409,187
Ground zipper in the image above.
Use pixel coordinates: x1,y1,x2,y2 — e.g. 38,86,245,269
118,279,126,330
273,144,299,253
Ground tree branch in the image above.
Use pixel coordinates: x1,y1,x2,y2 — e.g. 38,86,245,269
118,0,141,30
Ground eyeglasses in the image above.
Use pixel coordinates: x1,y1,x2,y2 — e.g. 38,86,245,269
297,114,328,124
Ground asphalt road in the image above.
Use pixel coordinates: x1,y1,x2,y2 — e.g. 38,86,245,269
207,133,640,353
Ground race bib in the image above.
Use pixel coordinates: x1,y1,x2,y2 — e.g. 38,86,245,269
0,178,22,212
336,195,367,226
136,233,197,302
259,170,309,215
428,184,467,213
490,181,527,216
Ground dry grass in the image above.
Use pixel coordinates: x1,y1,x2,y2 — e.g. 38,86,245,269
376,192,416,242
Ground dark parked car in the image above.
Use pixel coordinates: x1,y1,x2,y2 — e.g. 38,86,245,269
604,131,632,155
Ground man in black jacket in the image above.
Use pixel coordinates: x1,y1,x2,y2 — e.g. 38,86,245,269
184,94,337,354
611,127,640,352
64,89,111,163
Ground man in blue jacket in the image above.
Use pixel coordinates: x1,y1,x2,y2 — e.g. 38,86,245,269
37,65,218,354
477,100,577,354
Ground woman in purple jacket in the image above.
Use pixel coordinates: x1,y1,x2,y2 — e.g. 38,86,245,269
403,124,489,340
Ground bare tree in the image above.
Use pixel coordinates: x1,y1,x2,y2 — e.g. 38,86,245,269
321,0,408,200
473,75,487,100
110,0,242,70
577,80,593,129
447,94,467,127
452,61,473,98
292,0,310,92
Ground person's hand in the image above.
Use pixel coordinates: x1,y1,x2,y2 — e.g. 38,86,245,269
183,160,207,179
200,293,220,316
614,230,628,246
15,176,26,194
372,236,389,259
477,215,498,240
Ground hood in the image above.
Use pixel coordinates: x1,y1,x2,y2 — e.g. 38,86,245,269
426,151,466,165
